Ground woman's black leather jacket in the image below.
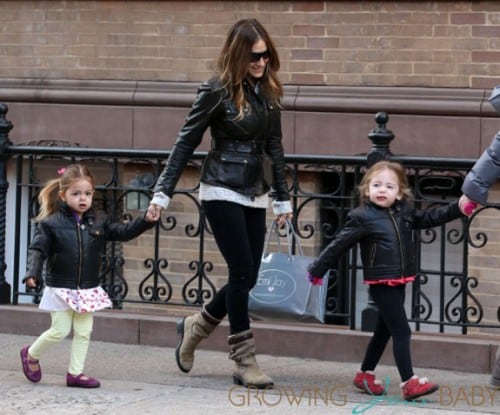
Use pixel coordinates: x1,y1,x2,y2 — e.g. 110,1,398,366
25,203,154,289
153,77,290,201
308,199,463,282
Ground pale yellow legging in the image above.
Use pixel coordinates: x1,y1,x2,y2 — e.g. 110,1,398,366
28,309,94,375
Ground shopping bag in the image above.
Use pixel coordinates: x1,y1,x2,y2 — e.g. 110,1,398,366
248,220,328,323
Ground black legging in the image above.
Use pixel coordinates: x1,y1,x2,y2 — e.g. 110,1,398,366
360,284,414,382
202,200,267,334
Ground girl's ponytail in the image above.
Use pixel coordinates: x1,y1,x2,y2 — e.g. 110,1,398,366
34,178,61,222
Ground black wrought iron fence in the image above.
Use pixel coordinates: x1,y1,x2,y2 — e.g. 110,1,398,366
1,104,499,335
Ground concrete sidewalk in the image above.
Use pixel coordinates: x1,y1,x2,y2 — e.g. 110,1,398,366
2,333,499,415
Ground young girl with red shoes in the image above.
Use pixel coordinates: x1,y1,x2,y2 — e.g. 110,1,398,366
307,160,464,401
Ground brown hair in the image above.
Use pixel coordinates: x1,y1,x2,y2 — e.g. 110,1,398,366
34,164,94,221
216,18,283,119
357,160,413,203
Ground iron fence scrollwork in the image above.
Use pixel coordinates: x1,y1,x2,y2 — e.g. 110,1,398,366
0,102,498,335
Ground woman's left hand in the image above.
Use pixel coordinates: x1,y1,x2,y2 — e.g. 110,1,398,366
275,212,293,226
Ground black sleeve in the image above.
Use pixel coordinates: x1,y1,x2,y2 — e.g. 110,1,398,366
412,201,464,229
307,211,365,277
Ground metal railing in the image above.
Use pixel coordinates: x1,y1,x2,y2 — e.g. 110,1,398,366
1,104,499,335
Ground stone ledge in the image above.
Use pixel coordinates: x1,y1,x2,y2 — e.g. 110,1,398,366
0,78,493,116
1,305,496,374
3,79,496,157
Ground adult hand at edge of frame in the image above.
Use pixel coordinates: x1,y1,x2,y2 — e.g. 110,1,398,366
458,194,479,216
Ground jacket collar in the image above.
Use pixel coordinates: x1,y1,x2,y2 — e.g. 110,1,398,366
364,199,404,212
57,201,95,223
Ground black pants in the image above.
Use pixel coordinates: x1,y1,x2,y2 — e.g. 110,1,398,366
360,284,414,382
202,200,267,334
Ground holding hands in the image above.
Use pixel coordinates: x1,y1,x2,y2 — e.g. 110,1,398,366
458,194,479,216
146,204,162,222
147,191,171,222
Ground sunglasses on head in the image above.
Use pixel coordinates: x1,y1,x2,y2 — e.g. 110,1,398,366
249,50,270,63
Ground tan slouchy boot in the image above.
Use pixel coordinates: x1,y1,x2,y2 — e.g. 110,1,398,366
175,306,221,373
228,329,274,389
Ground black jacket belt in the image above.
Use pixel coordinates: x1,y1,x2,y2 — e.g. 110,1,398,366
212,139,264,154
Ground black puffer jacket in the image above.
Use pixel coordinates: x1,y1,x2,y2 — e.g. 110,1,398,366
153,77,290,201
25,203,154,289
307,199,463,282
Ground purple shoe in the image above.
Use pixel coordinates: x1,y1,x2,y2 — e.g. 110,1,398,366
20,345,42,383
66,373,101,388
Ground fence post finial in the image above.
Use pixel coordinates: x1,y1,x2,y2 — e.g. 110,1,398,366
367,112,394,167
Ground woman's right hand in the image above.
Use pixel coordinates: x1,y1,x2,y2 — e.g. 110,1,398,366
148,192,170,221
147,204,162,222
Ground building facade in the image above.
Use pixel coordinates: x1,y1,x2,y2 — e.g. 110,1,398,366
0,1,499,156
1,1,499,334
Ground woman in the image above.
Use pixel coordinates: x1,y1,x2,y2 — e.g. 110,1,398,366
148,18,292,389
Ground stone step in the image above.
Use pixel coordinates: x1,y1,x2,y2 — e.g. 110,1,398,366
1,305,496,374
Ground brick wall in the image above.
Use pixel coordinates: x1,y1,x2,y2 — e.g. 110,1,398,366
0,1,499,87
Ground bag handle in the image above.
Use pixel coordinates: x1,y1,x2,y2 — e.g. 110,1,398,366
262,218,304,258
262,219,281,256
285,218,304,257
